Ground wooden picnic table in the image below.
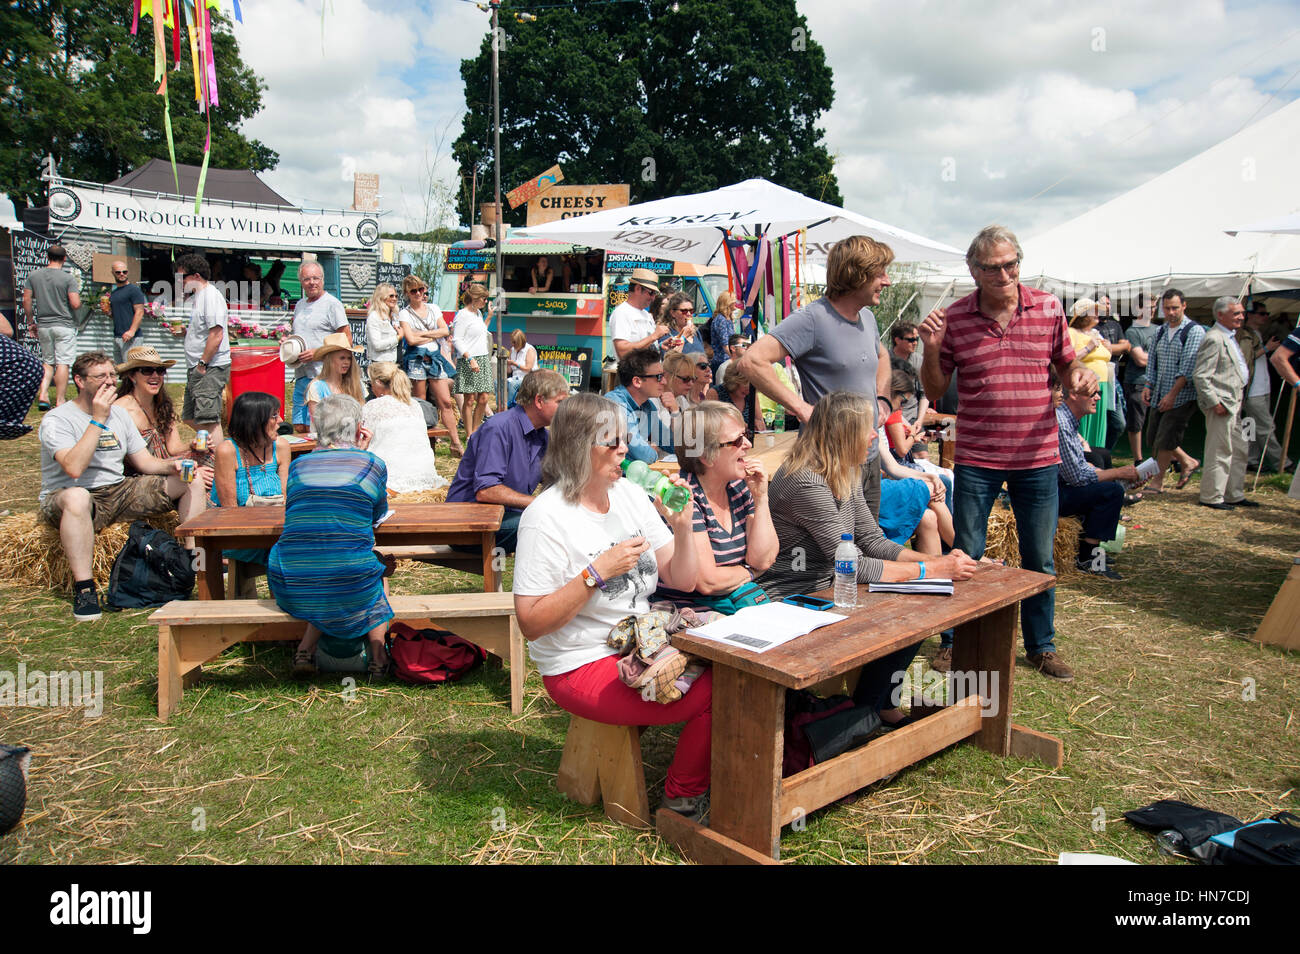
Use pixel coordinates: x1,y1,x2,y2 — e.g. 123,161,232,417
176,502,504,599
657,562,1060,864
287,426,450,457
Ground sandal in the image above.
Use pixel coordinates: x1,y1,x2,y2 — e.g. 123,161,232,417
1175,460,1200,490
37,401,51,412
292,649,317,678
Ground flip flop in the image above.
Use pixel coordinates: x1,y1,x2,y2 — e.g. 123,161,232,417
1143,486,1164,495
1175,461,1200,490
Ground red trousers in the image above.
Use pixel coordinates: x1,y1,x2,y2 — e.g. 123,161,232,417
543,654,712,799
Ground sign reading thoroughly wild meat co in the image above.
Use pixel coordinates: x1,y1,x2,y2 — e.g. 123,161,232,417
47,185,381,251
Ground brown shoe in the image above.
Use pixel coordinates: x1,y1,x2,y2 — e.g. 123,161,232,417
1026,650,1074,681
931,646,953,673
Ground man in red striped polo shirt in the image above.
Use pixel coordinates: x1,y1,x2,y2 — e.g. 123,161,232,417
919,225,1095,682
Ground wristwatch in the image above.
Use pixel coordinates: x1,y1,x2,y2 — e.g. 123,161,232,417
581,565,606,590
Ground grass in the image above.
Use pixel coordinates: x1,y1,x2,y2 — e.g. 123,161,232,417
2,388,1298,864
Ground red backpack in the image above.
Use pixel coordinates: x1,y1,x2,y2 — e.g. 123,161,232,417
386,622,487,685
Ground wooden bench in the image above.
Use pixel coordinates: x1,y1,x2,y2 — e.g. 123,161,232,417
151,592,523,720
556,716,652,828
288,426,451,457
374,544,499,588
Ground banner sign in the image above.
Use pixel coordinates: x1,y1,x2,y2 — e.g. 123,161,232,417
445,247,496,272
604,253,673,275
506,164,564,209
526,184,629,226
506,293,604,318
535,345,593,390
47,185,381,250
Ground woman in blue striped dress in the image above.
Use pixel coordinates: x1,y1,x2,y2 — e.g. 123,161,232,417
268,394,393,680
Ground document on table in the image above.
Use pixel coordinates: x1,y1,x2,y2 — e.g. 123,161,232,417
374,509,396,528
685,602,846,653
868,578,954,595
285,435,311,444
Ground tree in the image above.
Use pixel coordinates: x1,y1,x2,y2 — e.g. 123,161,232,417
0,2,277,215
453,0,840,226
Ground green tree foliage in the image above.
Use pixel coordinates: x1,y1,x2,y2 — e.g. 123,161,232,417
1,2,277,213
454,0,840,226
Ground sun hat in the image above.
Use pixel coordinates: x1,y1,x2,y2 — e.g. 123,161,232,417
115,345,176,374
627,268,661,293
313,332,364,362
278,334,307,366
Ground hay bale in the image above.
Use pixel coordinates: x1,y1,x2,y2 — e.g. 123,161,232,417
0,511,181,593
983,507,1082,581
390,487,449,504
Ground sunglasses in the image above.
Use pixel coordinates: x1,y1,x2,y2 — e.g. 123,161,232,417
640,372,665,381
720,435,749,448
137,367,168,377
675,374,695,383
973,259,1020,275
901,336,919,343
409,288,426,295
695,363,710,370
595,435,628,448
112,270,128,276
676,308,694,314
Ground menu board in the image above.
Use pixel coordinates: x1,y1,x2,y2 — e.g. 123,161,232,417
535,345,593,391
348,316,370,375
10,232,53,349
446,247,497,273
376,262,410,289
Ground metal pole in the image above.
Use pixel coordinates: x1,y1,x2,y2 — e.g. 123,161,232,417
491,1,507,410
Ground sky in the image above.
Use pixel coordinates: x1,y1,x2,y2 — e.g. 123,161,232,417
12,1,1300,249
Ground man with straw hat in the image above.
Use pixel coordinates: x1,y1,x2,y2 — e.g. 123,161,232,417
38,351,209,622
609,268,669,360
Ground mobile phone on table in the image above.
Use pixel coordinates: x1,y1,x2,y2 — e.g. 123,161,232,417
782,594,834,611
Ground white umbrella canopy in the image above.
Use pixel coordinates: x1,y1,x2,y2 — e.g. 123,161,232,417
1225,212,1300,236
514,178,963,266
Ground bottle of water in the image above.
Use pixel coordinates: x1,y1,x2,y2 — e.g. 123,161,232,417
833,532,858,609
773,403,785,433
621,458,691,512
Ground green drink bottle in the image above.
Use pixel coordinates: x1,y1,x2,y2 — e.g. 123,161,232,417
621,459,691,512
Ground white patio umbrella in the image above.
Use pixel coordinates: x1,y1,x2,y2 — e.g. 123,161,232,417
514,178,963,265
1224,211,1300,236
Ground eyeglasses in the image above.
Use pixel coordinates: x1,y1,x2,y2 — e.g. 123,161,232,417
137,367,168,377
973,258,1021,275
595,435,628,448
112,270,128,276
695,362,709,370
641,372,665,381
676,307,694,314
81,372,114,383
409,288,426,296
675,374,695,383
901,336,919,343
720,434,749,448
385,295,398,300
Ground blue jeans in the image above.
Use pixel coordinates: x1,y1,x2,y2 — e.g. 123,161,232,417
940,463,1058,655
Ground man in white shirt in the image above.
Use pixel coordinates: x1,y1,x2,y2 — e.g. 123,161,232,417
609,268,668,360
1192,298,1251,509
290,260,350,432
175,254,232,449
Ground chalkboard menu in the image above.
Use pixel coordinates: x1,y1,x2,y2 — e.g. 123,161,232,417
376,262,410,289
446,246,497,272
10,232,53,350
535,345,593,391
348,316,371,375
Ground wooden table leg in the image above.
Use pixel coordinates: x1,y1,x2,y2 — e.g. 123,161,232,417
952,603,1016,756
196,541,224,600
481,531,499,592
708,665,786,860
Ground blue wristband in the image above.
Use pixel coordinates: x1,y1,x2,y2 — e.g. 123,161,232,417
917,561,926,580
89,419,108,431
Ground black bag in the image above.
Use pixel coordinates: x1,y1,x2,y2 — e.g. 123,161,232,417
106,520,196,609
783,690,882,777
1219,813,1300,865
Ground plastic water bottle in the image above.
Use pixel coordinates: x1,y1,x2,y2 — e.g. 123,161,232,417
621,458,691,512
773,404,786,433
833,532,858,609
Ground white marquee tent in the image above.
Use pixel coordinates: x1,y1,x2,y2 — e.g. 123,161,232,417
919,97,1300,312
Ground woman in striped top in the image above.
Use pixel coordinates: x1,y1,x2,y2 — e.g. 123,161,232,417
654,402,778,612
758,392,979,722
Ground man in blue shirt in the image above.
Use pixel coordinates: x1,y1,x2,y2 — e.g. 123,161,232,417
108,260,146,363
604,347,674,463
447,369,568,552
1055,375,1140,581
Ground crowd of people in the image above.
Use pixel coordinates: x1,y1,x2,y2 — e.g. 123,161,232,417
19,225,1298,826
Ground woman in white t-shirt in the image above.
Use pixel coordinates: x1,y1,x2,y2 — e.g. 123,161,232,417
512,393,710,821
364,283,401,365
452,284,494,438
398,275,464,456
506,329,537,407
361,362,447,494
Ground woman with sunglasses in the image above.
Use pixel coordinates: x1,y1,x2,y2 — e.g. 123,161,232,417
653,402,777,614
365,282,401,365
664,292,705,356
659,351,698,414
759,391,978,724
512,393,708,822
689,357,719,404
398,275,464,455
114,346,209,480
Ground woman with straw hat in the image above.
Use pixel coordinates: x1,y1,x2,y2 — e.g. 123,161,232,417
306,332,364,435
114,346,209,482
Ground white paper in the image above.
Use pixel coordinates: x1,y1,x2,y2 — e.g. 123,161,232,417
374,509,396,528
685,602,846,653
868,578,954,595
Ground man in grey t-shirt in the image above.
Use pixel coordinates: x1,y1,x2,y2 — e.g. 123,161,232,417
290,260,350,432
22,244,83,409
38,350,209,621
739,235,894,517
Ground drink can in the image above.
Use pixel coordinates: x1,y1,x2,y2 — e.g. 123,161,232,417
194,429,210,453
180,459,196,483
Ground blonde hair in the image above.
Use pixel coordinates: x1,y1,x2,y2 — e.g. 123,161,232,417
826,236,894,299
722,361,748,393
780,391,873,500
368,282,398,318
317,349,365,404
715,290,738,315
462,283,489,308
677,401,745,476
1069,298,1097,329
367,361,412,404
510,328,526,349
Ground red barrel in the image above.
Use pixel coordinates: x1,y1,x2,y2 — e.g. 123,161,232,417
228,346,286,417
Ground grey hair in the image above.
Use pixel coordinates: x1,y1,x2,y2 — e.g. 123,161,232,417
966,225,1023,269
316,394,364,448
541,393,624,504
678,401,745,477
299,260,324,279
1212,296,1238,318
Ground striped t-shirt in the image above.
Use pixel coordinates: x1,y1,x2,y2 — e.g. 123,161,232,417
654,471,754,611
939,284,1074,469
